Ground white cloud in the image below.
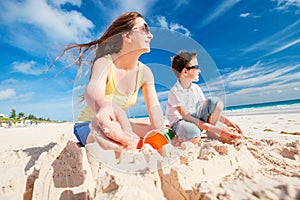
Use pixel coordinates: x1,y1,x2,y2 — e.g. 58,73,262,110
240,12,251,18
199,61,300,106
12,61,44,75
170,24,191,36
2,78,18,84
224,62,300,87
219,62,300,105
51,0,81,7
18,92,35,101
265,38,300,56
0,0,94,53
273,0,300,12
156,16,191,36
224,80,300,106
0,89,16,100
116,0,158,16
93,0,158,20
199,0,241,28
157,16,169,29
242,19,300,55
239,12,260,18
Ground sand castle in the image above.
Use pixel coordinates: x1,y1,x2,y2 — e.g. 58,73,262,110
23,132,299,199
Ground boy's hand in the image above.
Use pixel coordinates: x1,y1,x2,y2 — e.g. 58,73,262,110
220,126,241,141
226,119,243,135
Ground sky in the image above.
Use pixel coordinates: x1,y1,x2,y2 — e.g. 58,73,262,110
0,0,299,121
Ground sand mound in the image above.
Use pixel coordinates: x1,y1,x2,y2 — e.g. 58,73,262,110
20,134,300,200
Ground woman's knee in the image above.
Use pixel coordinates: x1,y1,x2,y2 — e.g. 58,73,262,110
86,131,94,144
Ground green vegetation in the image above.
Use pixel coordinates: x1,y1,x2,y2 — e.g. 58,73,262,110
0,108,58,124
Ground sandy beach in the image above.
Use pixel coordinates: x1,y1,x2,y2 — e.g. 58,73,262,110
0,107,299,200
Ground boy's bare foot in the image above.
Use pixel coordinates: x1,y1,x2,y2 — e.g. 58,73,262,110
171,135,182,147
190,136,200,145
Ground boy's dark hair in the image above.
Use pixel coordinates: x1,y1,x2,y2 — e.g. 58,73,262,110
171,51,197,78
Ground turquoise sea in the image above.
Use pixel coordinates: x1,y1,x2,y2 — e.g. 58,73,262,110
128,99,300,119
224,99,300,116
225,98,300,111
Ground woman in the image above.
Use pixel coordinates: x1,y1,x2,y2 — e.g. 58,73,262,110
56,12,164,151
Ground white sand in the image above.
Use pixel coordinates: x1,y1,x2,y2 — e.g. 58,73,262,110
0,107,299,200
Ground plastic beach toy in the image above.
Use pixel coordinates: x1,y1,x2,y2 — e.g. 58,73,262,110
136,130,169,150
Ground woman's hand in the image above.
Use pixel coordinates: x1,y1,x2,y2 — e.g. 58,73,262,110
92,122,139,151
94,102,138,149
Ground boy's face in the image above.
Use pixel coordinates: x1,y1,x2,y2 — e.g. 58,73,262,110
183,57,201,82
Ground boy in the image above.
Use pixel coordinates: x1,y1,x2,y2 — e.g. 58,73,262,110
166,51,242,144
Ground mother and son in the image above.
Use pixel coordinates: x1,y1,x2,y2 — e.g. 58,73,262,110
55,12,243,152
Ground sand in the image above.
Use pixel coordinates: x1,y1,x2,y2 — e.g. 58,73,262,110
0,107,299,200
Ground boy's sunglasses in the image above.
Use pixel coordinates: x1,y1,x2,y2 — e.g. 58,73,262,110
132,23,150,35
185,65,199,70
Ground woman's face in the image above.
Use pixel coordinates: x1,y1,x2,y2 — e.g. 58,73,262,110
129,17,153,53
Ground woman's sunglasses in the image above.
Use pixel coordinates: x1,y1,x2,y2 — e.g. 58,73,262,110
185,65,199,70
132,23,150,35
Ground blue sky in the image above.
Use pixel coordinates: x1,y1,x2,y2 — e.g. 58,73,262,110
0,0,299,121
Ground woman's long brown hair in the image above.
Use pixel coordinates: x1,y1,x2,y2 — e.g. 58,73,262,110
47,12,144,76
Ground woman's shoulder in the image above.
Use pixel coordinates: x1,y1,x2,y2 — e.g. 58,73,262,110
138,62,152,74
94,54,112,64
93,55,113,71
139,62,153,82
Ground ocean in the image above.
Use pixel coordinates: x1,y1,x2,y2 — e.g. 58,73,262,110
127,99,300,119
224,99,300,116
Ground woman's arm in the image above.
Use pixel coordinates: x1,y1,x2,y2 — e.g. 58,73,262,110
84,57,110,112
141,66,164,130
85,58,135,148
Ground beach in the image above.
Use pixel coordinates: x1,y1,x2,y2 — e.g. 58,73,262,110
0,106,299,200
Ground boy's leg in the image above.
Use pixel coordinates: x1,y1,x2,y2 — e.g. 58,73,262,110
195,97,222,123
194,97,223,139
172,120,201,145
207,101,223,125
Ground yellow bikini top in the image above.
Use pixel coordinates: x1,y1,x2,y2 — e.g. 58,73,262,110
77,54,144,121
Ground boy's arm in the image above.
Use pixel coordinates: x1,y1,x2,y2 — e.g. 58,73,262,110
220,115,243,134
177,106,241,140
176,106,211,131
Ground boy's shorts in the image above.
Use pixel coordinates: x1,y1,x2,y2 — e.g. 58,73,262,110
195,97,220,123
74,121,91,146
172,97,220,141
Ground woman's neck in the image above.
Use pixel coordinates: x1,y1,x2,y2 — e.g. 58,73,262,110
112,51,140,71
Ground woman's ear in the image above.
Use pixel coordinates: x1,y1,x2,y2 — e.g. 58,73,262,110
122,32,132,43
